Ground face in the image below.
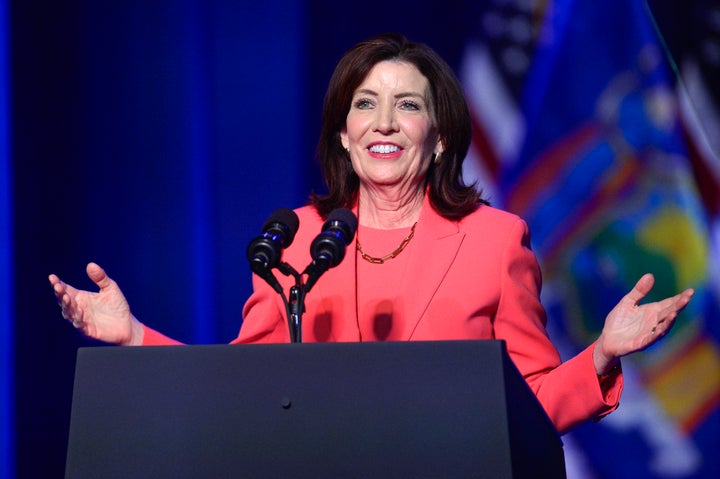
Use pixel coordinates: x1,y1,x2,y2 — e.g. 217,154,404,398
340,61,442,194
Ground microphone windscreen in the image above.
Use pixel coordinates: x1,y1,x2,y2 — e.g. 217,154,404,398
263,208,300,243
326,208,358,241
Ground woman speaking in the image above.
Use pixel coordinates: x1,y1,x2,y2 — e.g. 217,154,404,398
49,33,694,434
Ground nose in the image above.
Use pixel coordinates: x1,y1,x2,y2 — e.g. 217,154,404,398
373,104,398,134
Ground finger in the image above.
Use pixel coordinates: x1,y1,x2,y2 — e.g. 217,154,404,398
71,305,85,329
51,279,79,307
655,288,695,318
675,288,695,311
652,310,677,338
60,293,77,321
60,290,74,309
49,274,66,298
625,273,655,306
70,313,86,332
86,262,114,290
51,278,64,299
646,289,694,340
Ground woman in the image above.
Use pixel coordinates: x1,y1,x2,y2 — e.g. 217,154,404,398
49,33,694,434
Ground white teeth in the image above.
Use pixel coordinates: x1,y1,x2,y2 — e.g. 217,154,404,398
369,144,400,154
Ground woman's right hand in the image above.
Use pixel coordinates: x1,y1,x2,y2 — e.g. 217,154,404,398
49,262,144,345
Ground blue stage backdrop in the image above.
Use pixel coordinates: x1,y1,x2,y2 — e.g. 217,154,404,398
11,1,310,477
6,1,718,478
1,0,13,477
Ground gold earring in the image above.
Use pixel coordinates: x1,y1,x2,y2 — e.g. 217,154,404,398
433,152,442,164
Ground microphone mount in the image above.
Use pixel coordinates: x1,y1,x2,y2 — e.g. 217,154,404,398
272,262,305,343
249,208,357,343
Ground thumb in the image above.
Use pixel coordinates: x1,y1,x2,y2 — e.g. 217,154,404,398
86,262,114,290
625,273,655,306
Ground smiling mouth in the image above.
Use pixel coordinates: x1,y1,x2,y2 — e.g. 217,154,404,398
368,144,401,154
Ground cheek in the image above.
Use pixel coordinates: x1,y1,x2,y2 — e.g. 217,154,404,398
403,119,436,148
343,114,367,142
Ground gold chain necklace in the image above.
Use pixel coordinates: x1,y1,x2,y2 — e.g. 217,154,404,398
356,222,417,264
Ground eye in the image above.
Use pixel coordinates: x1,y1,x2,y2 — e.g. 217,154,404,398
353,98,374,110
398,99,421,111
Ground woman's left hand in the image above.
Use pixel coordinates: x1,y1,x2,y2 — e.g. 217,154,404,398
593,273,694,375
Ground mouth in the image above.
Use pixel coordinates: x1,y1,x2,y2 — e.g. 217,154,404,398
368,144,401,155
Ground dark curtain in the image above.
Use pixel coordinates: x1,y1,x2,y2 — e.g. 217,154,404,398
10,0,311,477
7,1,470,476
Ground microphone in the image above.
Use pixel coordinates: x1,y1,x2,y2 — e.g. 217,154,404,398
304,208,358,292
246,208,300,292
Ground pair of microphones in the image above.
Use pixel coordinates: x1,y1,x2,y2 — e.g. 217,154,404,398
246,207,358,341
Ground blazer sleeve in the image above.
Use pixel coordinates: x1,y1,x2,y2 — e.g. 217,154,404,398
494,217,623,434
140,271,288,346
140,325,184,345
231,273,289,344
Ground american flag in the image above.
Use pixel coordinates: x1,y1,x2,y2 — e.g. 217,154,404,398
461,1,720,478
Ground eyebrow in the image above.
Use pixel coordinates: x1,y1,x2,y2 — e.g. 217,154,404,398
354,88,426,101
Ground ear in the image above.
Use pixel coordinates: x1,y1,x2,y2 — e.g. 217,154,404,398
340,128,349,150
434,137,444,155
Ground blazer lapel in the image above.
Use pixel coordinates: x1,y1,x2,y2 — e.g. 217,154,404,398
309,198,464,342
400,196,465,340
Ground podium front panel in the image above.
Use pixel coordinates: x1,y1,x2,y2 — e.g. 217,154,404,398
66,340,565,478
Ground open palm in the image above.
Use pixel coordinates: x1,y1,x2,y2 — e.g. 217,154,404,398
49,263,140,345
594,273,694,372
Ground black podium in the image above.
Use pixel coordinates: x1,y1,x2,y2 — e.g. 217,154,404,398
65,341,566,478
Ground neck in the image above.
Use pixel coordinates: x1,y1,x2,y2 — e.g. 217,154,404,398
357,184,424,229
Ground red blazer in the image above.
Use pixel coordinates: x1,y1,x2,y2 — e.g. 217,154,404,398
143,196,622,433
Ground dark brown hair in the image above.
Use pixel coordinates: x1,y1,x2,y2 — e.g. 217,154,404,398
311,33,487,220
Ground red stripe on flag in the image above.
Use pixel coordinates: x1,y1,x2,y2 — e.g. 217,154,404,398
681,121,720,216
469,105,501,180
505,123,601,216
542,156,641,265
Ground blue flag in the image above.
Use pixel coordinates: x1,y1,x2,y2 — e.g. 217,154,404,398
496,0,720,477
